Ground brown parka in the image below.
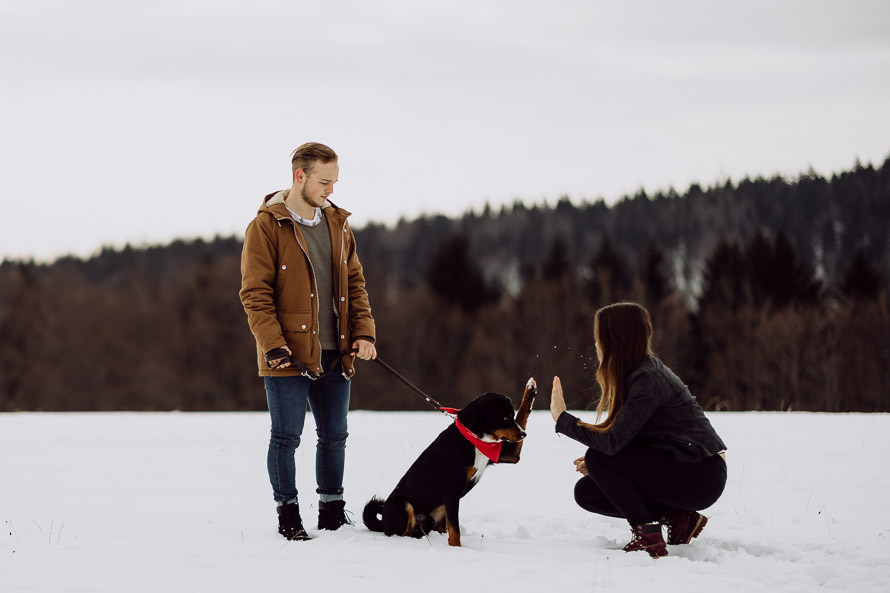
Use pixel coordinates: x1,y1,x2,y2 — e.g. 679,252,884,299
239,190,376,378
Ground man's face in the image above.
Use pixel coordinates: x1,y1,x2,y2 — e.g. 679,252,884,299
299,160,339,208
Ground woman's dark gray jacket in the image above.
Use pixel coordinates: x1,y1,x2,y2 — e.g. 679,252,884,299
555,357,727,462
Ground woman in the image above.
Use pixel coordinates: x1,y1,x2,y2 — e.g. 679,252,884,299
550,302,727,558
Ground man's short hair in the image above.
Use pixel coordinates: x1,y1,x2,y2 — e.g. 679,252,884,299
291,142,338,176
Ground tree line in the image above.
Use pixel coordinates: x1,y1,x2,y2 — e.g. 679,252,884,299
1,156,888,412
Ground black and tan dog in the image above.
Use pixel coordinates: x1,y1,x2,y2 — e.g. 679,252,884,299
363,378,536,546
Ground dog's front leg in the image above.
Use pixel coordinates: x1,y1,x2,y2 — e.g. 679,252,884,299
444,498,461,547
515,377,536,430
498,377,537,464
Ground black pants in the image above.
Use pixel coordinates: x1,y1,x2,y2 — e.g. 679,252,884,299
574,444,727,526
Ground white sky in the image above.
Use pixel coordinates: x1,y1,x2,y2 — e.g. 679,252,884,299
2,0,889,261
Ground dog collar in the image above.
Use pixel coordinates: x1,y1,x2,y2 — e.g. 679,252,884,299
441,407,503,463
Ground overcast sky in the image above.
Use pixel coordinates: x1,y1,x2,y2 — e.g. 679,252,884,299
2,0,889,261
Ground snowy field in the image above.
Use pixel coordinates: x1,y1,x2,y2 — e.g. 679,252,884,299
1,409,888,592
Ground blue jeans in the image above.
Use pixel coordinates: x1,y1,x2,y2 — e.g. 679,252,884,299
264,350,351,505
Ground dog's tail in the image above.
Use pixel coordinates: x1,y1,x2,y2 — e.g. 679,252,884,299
362,497,386,532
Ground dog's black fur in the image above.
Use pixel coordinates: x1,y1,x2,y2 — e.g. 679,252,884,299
363,381,536,546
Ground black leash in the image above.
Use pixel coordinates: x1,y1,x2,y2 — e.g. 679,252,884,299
297,348,450,416
369,356,450,415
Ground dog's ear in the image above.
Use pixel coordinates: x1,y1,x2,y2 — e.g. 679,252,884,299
458,392,517,435
457,392,502,434
456,396,485,434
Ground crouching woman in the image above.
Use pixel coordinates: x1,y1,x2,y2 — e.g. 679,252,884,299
549,302,727,558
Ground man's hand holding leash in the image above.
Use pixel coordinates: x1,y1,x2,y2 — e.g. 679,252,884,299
352,339,377,361
265,346,294,370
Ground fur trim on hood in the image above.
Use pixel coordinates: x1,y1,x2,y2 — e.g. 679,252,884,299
264,189,332,210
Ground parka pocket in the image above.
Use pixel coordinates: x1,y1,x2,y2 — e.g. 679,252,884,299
278,311,313,334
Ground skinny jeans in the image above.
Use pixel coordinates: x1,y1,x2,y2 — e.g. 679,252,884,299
574,443,727,526
264,350,350,505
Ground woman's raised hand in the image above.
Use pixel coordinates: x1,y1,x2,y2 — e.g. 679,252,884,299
550,376,567,421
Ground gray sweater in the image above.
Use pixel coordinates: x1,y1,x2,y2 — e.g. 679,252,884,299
295,211,338,351
555,357,727,462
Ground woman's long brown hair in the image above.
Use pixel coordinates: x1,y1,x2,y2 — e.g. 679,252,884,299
579,302,654,432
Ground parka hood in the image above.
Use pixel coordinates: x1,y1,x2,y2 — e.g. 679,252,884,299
256,190,351,219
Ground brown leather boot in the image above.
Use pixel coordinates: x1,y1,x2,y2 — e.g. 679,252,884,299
623,522,668,558
661,509,708,545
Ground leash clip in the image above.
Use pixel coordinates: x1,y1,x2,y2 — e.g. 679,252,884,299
440,406,459,418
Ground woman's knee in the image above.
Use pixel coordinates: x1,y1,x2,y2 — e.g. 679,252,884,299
583,448,611,475
574,476,619,516
573,476,594,508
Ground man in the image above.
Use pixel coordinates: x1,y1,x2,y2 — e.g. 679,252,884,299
240,142,377,540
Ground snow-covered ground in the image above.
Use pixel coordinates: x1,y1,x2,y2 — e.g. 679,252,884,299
1,410,888,592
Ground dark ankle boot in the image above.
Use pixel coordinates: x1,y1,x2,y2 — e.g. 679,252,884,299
277,502,311,541
318,500,352,531
623,522,668,558
661,509,708,545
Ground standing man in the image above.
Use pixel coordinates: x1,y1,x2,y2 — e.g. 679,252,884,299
240,142,377,541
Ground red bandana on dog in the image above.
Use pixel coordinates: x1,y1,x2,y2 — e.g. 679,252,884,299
441,407,503,463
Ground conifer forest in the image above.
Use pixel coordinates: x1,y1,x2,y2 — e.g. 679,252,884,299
1,158,888,412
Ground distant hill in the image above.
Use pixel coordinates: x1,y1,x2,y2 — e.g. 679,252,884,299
352,155,890,301
2,155,888,412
